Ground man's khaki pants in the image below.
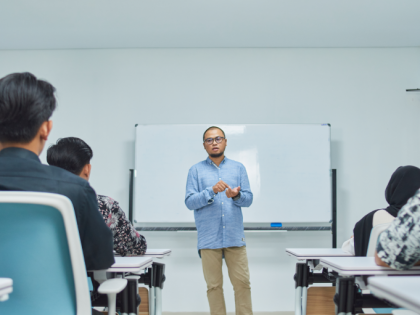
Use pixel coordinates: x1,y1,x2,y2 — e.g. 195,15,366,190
201,246,253,315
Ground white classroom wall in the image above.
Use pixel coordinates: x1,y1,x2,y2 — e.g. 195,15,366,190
0,48,420,312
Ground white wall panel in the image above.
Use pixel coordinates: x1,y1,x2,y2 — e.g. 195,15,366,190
1,48,419,311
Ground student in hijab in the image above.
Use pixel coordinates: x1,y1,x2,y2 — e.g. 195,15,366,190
342,165,420,256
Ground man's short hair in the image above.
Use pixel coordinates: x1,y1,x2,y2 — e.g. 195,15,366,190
0,72,56,143
203,126,226,141
47,137,93,175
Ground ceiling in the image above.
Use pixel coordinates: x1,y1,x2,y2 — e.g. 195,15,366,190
1,0,420,50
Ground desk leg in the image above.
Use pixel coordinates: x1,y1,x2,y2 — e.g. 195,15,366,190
339,277,348,315
301,287,307,315
153,262,166,315
294,263,306,315
345,278,355,315
128,278,139,315
295,287,302,315
121,283,129,315
301,262,309,315
149,267,156,315
335,277,353,315
155,287,162,315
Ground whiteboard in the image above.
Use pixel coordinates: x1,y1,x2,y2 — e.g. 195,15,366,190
134,124,331,223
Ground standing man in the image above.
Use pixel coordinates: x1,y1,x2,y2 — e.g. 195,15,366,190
185,126,254,315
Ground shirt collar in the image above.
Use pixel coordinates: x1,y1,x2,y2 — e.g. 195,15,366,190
206,156,228,165
0,147,41,163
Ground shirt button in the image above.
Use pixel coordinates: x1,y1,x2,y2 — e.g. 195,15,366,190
222,202,223,204
219,178,221,180
222,214,224,216
223,226,225,228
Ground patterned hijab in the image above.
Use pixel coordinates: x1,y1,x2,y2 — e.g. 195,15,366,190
353,165,420,256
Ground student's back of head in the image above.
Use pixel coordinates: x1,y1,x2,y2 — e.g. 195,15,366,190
0,72,56,151
47,137,93,177
47,136,148,256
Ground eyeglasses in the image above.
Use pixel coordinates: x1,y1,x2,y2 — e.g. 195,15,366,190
204,136,225,145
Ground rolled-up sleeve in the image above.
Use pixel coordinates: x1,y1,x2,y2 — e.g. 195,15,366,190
377,190,420,270
185,167,216,210
233,165,253,208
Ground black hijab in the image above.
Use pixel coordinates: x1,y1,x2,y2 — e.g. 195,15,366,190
353,165,420,256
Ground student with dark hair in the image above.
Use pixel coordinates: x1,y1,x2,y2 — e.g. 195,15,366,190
47,137,147,256
342,166,420,256
0,72,115,272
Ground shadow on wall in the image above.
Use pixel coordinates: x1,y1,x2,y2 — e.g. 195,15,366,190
126,139,135,170
114,140,136,208
331,139,350,245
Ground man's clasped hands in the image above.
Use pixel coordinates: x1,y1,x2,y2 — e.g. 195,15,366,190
213,180,240,198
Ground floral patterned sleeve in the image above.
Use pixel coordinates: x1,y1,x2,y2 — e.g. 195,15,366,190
377,189,420,270
97,195,147,256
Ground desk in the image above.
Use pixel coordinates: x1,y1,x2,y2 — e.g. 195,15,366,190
320,257,420,276
320,257,420,315
286,248,352,261
93,257,152,315
0,278,12,302
368,276,420,314
110,250,171,315
139,249,171,315
108,257,153,273
286,248,351,315
140,248,172,259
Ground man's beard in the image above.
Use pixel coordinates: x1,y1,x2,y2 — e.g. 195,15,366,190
210,151,224,158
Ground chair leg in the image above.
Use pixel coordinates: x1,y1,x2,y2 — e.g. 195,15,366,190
107,293,117,315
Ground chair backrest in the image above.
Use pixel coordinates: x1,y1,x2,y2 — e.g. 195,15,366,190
0,192,91,315
366,222,392,257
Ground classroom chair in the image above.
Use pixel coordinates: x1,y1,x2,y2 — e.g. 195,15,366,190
0,278,13,302
0,191,126,315
366,222,392,257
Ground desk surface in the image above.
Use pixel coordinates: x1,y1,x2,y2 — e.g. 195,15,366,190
286,248,352,260
320,257,420,275
368,276,420,313
107,257,153,272
141,248,172,257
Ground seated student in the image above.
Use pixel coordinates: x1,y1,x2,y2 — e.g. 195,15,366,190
0,74,114,272
342,166,420,256
47,137,147,256
0,72,114,270
376,188,420,270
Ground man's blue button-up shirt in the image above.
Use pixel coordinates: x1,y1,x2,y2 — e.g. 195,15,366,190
185,157,253,250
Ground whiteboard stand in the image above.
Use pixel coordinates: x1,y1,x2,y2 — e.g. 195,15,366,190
332,169,337,248
129,168,135,224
